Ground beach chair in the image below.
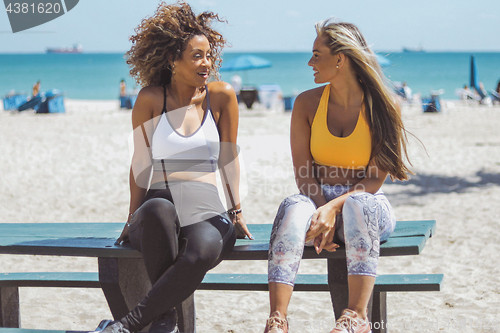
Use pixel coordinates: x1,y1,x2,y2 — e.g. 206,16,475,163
490,91,500,103
119,95,137,109
258,84,282,109
422,90,443,113
2,92,28,111
239,86,259,109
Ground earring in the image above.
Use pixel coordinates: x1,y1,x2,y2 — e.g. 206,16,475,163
336,65,339,69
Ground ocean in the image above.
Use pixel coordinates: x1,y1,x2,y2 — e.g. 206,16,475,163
1,52,499,101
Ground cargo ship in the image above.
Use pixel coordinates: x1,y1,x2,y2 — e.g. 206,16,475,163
402,45,425,53
46,43,83,54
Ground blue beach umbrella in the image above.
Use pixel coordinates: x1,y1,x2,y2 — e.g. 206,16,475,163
375,54,391,68
220,55,272,71
470,54,486,99
470,54,479,90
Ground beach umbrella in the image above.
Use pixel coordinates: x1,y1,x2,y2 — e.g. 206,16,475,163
470,54,479,91
375,54,391,67
220,55,272,72
470,54,487,99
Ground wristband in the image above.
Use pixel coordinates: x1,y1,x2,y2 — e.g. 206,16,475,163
228,209,242,215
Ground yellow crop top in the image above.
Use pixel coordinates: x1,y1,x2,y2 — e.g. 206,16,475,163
310,84,372,170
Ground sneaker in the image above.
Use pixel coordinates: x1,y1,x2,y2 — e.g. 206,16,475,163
263,311,288,333
148,308,179,333
92,320,131,333
329,309,371,333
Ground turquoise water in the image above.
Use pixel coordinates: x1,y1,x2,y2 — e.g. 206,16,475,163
1,52,499,100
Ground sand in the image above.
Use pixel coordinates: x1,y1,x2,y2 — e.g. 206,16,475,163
0,98,499,332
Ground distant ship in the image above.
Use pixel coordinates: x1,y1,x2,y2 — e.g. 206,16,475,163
402,45,425,53
46,44,83,54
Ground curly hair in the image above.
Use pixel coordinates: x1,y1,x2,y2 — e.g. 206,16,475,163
125,1,226,87
316,19,413,181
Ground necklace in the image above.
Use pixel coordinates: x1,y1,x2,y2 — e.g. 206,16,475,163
167,85,202,109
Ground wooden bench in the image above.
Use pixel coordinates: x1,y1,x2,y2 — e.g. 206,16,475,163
0,272,443,333
0,220,438,333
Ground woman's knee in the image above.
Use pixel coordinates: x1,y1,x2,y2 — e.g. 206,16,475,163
273,194,315,228
182,224,224,269
137,198,178,229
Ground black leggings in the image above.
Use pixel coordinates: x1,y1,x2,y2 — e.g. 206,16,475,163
122,186,236,332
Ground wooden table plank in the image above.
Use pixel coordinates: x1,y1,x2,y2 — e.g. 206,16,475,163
0,221,434,259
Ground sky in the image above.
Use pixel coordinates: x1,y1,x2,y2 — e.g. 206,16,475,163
1,0,499,53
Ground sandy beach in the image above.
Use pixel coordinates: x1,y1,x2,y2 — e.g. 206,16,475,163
1,98,500,332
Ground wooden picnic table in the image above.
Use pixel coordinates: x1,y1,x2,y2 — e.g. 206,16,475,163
0,220,437,333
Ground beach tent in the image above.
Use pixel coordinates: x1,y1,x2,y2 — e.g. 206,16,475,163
17,95,43,112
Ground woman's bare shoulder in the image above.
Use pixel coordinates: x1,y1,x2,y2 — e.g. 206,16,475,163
132,86,164,125
293,86,326,115
137,85,163,100
207,81,234,97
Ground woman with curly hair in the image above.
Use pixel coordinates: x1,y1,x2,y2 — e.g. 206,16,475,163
97,2,252,333
263,19,412,333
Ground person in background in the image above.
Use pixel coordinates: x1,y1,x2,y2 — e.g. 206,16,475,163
32,80,40,96
402,82,412,100
263,19,412,333
460,85,474,101
120,79,127,97
230,74,242,103
95,2,252,333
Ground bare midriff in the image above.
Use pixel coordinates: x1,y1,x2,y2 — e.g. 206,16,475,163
150,170,217,186
314,163,366,187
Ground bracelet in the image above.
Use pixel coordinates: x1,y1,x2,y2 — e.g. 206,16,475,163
227,209,242,215
126,213,133,226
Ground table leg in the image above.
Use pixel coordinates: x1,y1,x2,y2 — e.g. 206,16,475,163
371,291,387,333
0,286,20,327
98,258,196,332
327,257,349,320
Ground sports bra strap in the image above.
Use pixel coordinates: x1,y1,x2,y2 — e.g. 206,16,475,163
162,85,167,114
205,85,211,111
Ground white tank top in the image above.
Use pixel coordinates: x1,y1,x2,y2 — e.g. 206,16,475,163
151,86,220,172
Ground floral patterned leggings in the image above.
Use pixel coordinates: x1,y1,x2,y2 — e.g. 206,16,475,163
268,185,396,286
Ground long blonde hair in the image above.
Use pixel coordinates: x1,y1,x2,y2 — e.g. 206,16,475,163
315,19,412,181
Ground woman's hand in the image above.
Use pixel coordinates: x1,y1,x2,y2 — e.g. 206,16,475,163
230,212,254,240
305,201,341,254
115,215,132,245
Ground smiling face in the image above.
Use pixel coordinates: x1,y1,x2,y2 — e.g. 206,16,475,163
172,34,212,87
308,35,340,84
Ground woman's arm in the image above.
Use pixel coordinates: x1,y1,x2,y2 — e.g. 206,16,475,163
290,91,327,208
210,82,253,239
116,88,156,244
306,158,388,253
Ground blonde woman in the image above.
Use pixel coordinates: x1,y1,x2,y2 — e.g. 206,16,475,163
263,19,412,333
96,2,252,333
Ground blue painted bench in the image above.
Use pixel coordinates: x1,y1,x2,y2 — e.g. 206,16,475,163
0,220,438,333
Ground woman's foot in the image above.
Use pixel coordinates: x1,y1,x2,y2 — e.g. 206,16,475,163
94,320,131,333
329,309,371,333
148,308,179,333
263,311,288,333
